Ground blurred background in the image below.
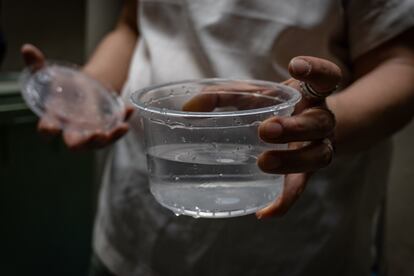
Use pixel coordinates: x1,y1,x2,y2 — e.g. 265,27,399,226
0,0,413,275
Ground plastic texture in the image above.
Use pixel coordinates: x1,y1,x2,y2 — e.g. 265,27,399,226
20,63,124,132
131,79,301,218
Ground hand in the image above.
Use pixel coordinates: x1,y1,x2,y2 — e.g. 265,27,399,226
21,44,133,151
256,56,341,218
183,57,341,218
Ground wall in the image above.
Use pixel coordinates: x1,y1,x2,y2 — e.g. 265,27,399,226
0,1,93,276
1,0,85,71
387,121,414,275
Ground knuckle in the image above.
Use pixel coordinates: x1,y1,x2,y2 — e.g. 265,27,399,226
290,116,307,133
319,109,336,133
320,143,334,167
307,108,336,136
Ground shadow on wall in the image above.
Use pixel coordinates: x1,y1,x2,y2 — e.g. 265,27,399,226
387,120,414,276
1,0,86,71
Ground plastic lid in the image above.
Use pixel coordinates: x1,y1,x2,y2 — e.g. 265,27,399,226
20,63,124,131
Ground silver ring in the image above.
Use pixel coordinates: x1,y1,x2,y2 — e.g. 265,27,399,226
299,81,337,100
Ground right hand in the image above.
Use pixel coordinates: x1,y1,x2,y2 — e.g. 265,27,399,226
182,56,341,218
21,44,133,150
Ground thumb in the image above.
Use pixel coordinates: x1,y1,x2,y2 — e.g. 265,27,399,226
21,44,46,72
288,56,342,96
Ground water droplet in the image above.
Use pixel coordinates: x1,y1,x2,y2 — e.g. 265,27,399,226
216,158,235,163
225,138,230,142
174,176,180,181
168,122,186,129
219,173,223,177
56,86,63,93
174,212,181,217
181,137,186,143
194,206,201,218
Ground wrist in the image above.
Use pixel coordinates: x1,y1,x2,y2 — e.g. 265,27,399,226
81,64,115,91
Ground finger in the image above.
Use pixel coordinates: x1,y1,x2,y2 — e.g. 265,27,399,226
21,44,46,72
84,123,129,149
259,107,335,143
182,92,219,112
37,116,62,139
257,139,333,174
63,129,90,151
124,106,135,121
288,56,342,95
182,82,272,112
107,122,129,142
256,173,310,218
81,130,108,149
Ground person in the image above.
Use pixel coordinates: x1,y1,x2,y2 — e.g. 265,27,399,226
22,0,414,275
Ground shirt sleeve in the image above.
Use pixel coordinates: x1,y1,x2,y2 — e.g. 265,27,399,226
346,0,414,60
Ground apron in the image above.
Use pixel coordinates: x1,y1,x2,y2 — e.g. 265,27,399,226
93,0,413,275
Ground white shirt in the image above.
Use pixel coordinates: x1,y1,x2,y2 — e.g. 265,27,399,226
93,1,414,275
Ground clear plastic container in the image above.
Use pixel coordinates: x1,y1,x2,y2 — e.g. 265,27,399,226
20,62,124,132
131,79,301,218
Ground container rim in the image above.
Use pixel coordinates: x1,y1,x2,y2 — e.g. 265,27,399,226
130,78,301,118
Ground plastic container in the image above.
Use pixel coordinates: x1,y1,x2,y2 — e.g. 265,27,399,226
20,62,124,132
131,79,301,218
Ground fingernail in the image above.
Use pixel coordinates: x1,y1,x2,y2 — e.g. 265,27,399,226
290,58,311,76
262,122,283,138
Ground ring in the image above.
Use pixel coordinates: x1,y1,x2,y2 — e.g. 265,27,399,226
299,81,338,100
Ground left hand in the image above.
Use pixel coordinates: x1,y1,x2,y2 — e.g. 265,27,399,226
21,44,133,151
256,56,341,218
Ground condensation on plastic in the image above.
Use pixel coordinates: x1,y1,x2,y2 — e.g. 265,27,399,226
20,63,124,132
130,79,302,218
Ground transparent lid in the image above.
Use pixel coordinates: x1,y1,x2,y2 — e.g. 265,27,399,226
20,63,124,131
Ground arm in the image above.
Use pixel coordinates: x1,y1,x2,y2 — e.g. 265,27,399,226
328,28,414,154
21,0,139,150
83,0,139,93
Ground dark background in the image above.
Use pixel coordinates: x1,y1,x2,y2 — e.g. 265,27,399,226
0,0,413,275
